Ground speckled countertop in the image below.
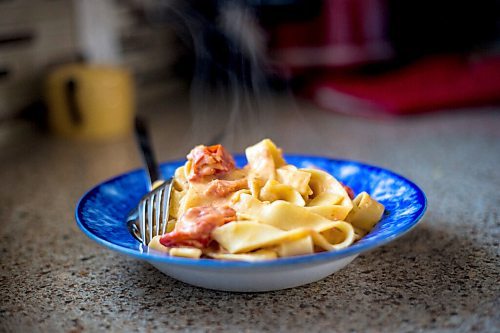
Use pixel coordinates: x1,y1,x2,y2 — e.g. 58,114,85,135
1,99,499,332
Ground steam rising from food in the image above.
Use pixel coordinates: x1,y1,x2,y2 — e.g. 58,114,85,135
162,1,324,153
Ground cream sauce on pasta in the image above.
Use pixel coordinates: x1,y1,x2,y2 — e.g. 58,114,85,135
148,139,385,261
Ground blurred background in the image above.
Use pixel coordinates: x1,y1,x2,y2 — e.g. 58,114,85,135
2,2,500,331
0,0,499,153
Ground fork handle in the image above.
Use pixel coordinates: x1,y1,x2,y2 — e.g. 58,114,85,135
135,117,161,189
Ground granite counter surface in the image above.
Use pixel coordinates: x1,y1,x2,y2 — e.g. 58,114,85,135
1,101,499,332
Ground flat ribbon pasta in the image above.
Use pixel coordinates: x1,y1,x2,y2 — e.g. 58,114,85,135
232,193,341,232
206,249,277,261
260,179,305,206
151,139,384,262
277,236,314,257
302,168,353,220
212,220,310,253
346,192,385,232
276,165,312,197
245,139,286,181
310,221,355,250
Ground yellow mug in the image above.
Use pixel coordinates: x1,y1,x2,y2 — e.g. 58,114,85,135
45,64,134,140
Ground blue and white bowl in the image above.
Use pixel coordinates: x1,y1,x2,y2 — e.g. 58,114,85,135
76,155,427,292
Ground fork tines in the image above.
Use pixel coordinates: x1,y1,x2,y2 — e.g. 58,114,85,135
138,182,171,245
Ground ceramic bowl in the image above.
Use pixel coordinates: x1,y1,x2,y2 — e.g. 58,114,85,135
76,155,426,292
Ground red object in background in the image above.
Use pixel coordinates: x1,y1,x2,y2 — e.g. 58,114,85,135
268,0,392,72
307,55,500,115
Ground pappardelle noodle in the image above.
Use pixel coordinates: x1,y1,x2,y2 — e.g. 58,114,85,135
148,139,385,261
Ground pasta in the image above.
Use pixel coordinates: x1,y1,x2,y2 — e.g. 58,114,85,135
148,139,385,261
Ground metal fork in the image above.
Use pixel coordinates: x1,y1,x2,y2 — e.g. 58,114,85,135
127,118,173,245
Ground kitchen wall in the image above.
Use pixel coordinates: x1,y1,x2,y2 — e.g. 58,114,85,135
0,0,77,120
0,0,184,121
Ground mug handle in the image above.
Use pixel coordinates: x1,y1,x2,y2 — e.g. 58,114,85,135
65,78,83,126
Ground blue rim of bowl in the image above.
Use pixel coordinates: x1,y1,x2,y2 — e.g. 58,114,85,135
75,155,427,269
